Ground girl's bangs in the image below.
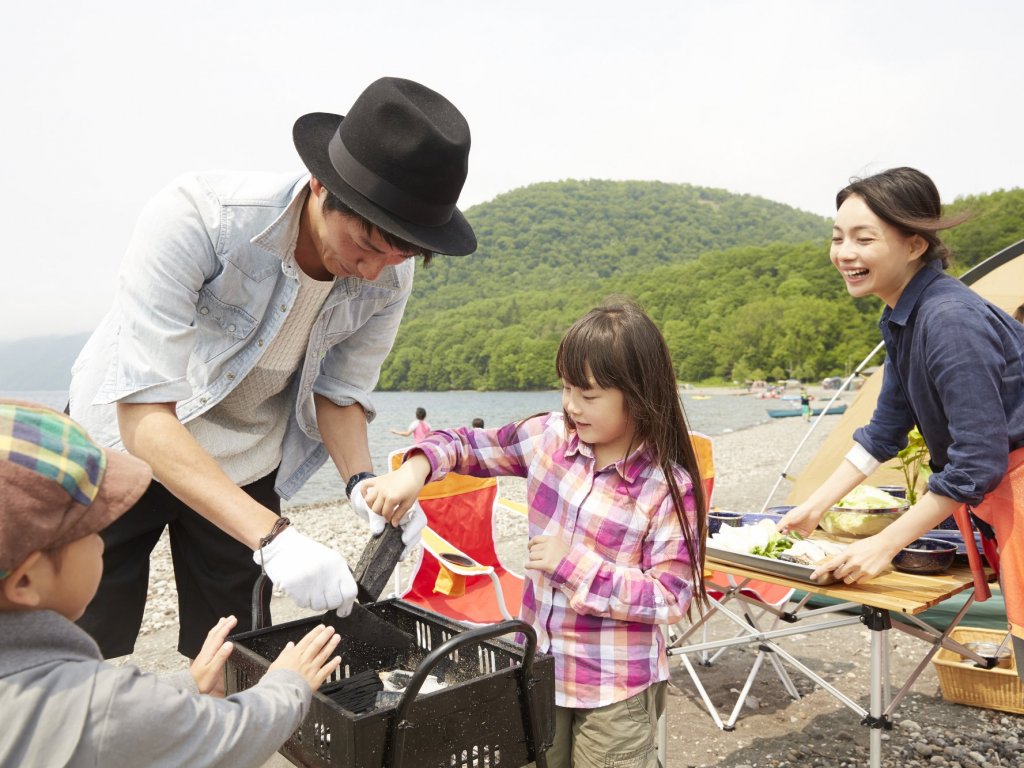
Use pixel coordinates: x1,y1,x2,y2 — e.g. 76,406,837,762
557,323,621,389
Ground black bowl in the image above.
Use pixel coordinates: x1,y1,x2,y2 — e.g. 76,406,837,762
891,536,957,575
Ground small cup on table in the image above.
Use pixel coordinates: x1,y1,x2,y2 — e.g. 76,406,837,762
707,510,744,536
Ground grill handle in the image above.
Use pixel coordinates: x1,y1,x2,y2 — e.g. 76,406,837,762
387,619,549,768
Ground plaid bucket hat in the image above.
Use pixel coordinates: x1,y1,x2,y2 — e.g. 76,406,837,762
0,400,151,578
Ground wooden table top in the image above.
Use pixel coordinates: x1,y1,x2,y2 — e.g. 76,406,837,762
706,558,977,615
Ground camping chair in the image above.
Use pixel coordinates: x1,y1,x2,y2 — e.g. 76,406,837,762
387,449,525,625
668,433,803,731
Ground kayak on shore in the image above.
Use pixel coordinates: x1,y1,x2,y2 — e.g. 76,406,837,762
767,403,848,419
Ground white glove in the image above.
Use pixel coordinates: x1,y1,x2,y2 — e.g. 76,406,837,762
351,479,428,554
253,527,358,616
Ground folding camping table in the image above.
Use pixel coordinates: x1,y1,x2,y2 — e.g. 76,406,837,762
666,562,986,768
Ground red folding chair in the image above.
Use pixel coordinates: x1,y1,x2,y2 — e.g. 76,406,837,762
389,450,525,626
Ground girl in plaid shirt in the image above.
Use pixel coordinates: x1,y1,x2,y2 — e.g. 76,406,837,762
364,303,708,768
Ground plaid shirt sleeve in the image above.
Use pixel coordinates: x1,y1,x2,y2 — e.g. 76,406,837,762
410,414,550,481
548,470,696,626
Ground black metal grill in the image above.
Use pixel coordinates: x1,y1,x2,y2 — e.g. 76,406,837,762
225,599,554,768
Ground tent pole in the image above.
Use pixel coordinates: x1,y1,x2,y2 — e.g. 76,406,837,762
758,340,885,514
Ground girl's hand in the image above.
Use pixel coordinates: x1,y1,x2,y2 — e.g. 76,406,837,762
190,615,238,696
811,535,902,584
524,535,570,575
777,501,827,537
267,624,342,691
362,454,431,525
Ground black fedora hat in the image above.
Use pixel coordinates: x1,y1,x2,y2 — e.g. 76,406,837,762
293,77,476,256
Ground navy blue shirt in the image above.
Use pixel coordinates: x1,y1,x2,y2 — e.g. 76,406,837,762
854,262,1024,506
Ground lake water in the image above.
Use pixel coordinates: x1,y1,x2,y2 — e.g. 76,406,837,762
3,389,776,507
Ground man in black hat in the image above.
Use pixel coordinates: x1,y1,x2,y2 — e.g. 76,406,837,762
69,77,475,659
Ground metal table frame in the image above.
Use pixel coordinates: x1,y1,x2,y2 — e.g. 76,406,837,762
662,564,986,768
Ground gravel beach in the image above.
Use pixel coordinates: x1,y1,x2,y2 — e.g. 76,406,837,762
109,392,1023,768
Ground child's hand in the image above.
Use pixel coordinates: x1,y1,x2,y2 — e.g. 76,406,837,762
524,535,570,575
267,624,343,691
362,454,431,526
190,615,238,696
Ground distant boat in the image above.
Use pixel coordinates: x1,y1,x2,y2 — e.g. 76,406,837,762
766,403,848,419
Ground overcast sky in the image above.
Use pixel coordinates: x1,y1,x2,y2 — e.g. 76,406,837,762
2,1,1021,341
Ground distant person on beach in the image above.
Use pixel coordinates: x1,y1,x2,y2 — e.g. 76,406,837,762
778,167,1024,678
0,400,342,767
362,302,708,768
800,387,812,422
66,77,469,659
471,417,485,428
390,407,432,442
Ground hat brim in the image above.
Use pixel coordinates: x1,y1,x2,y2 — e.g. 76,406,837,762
294,112,477,256
94,449,152,522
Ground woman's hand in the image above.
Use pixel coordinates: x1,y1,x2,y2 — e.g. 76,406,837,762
810,535,902,584
190,615,238,696
778,459,867,536
267,624,342,691
524,535,571,576
777,501,827,537
812,492,959,584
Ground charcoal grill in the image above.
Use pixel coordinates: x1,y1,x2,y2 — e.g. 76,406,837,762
226,599,554,767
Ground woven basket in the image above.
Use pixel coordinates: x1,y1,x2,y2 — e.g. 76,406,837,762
933,627,1024,714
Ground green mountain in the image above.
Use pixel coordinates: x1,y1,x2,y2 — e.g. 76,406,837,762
4,182,1021,393
380,181,1024,390
945,187,1024,272
405,179,830,318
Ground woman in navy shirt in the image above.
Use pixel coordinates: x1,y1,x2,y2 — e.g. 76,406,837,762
779,168,1024,606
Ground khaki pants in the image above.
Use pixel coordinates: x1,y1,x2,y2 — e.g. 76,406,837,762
539,682,666,768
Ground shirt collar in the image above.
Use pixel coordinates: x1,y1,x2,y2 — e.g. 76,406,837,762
885,260,944,327
251,174,311,263
563,429,651,482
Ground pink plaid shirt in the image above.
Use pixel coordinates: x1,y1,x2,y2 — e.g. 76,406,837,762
413,412,698,708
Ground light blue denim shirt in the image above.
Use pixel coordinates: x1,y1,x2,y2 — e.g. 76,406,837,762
70,171,413,498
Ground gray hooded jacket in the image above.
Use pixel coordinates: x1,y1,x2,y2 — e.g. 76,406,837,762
0,610,310,767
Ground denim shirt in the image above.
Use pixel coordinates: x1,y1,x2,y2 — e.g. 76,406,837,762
853,263,1024,506
69,171,413,499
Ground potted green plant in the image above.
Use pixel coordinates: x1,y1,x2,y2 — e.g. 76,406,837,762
895,427,931,505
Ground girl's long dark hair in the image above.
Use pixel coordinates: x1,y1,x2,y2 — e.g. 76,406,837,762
556,301,708,611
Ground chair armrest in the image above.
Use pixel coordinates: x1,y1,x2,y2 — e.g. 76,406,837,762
421,527,493,577
497,498,528,518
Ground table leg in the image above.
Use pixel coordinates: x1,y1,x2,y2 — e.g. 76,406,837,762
863,607,892,768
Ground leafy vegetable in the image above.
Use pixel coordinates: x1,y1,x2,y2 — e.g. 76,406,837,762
751,536,794,558
895,428,932,505
821,508,902,537
834,485,907,510
710,519,799,559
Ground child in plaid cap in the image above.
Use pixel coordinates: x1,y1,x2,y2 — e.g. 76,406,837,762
0,400,343,767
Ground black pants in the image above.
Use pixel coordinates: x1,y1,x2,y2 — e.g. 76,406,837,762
77,471,280,659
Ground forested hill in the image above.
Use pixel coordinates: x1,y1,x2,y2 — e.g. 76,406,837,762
403,179,830,318
379,182,1024,391
2,182,1021,392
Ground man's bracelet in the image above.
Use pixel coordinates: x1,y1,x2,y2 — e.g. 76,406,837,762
258,517,290,549
346,471,376,499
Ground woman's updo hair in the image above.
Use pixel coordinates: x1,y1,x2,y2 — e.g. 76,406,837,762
836,167,967,269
